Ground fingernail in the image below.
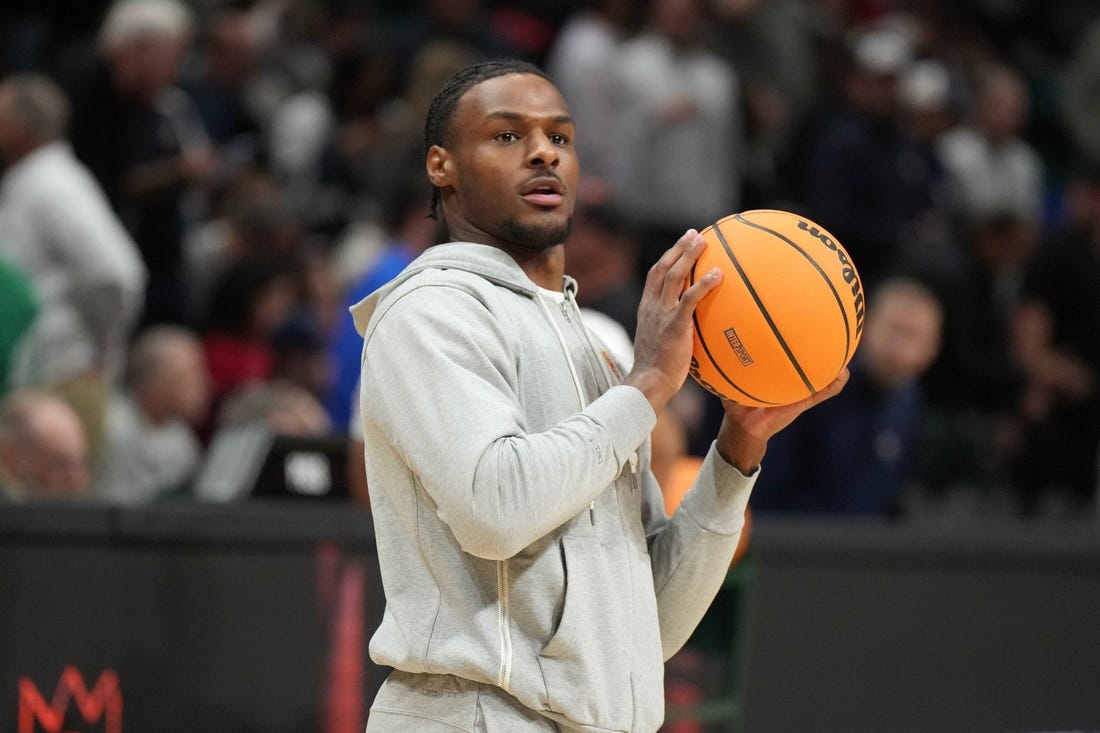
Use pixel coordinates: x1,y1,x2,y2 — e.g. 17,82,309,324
707,267,721,280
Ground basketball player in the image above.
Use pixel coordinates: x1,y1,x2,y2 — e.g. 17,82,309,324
352,59,847,732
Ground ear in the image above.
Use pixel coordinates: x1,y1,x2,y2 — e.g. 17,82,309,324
426,145,454,189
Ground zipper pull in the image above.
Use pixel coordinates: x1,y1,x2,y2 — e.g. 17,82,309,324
589,500,595,524
628,452,639,475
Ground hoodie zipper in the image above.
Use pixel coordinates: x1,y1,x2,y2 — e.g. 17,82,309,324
496,559,513,691
565,290,641,490
495,290,601,696
535,292,595,524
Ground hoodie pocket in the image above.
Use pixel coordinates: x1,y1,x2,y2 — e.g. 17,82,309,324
537,535,631,732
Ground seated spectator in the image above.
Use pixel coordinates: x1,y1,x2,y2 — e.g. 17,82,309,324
272,310,333,402
750,277,943,516
183,174,303,327
201,257,298,411
1011,161,1100,518
0,390,90,502
94,326,210,504
913,212,1034,508
0,73,147,448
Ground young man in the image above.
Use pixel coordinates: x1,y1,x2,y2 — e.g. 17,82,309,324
352,59,846,733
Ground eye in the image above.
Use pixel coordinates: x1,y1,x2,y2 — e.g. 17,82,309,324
549,133,570,146
494,131,519,143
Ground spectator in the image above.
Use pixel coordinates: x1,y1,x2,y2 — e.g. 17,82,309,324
0,255,37,394
1063,18,1100,164
751,277,943,516
712,0,842,209
1011,161,1100,518
388,0,516,80
62,0,214,327
94,326,209,504
183,173,302,326
330,39,479,221
564,201,643,338
0,73,147,448
0,390,90,502
201,257,298,411
937,65,1044,233
913,212,1033,508
608,0,744,273
182,8,264,155
545,0,637,186
272,310,333,403
802,27,941,288
891,58,959,280
898,59,957,150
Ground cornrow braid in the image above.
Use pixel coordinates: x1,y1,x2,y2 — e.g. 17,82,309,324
423,59,553,220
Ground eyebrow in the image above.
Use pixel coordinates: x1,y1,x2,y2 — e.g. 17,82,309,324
485,111,574,125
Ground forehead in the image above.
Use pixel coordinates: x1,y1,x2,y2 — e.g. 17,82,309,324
876,293,939,327
455,73,570,127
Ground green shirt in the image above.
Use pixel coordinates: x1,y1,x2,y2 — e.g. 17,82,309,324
0,254,37,393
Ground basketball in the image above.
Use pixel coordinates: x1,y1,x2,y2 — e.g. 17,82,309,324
688,209,864,407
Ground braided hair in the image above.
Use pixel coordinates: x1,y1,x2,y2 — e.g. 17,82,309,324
423,59,553,220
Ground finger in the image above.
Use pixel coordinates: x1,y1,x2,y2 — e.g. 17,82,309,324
660,235,710,304
644,229,702,295
805,368,850,407
779,370,849,418
675,266,722,315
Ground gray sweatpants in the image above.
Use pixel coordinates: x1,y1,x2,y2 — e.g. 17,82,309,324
366,670,561,733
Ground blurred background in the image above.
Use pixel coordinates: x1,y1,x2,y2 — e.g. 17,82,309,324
2,0,1100,731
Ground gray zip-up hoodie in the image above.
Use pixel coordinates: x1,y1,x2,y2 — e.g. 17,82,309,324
351,242,755,733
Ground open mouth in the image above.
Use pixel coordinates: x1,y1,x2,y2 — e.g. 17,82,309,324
522,190,563,207
521,178,565,207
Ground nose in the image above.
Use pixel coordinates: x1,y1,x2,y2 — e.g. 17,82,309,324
525,131,559,169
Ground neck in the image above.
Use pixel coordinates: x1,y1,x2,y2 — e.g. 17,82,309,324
442,213,567,290
4,138,41,166
497,242,565,291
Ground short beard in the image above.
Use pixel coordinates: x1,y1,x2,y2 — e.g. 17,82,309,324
500,216,573,251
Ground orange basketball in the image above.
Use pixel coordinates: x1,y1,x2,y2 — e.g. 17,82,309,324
688,209,865,407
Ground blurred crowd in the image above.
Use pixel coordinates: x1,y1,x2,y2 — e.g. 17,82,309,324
1,0,1100,524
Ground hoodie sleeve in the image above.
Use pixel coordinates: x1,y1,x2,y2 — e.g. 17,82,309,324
361,282,656,561
641,444,756,661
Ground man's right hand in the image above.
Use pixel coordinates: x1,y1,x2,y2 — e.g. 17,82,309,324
625,229,722,414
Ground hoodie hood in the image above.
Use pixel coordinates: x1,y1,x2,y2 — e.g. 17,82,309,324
350,242,575,337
